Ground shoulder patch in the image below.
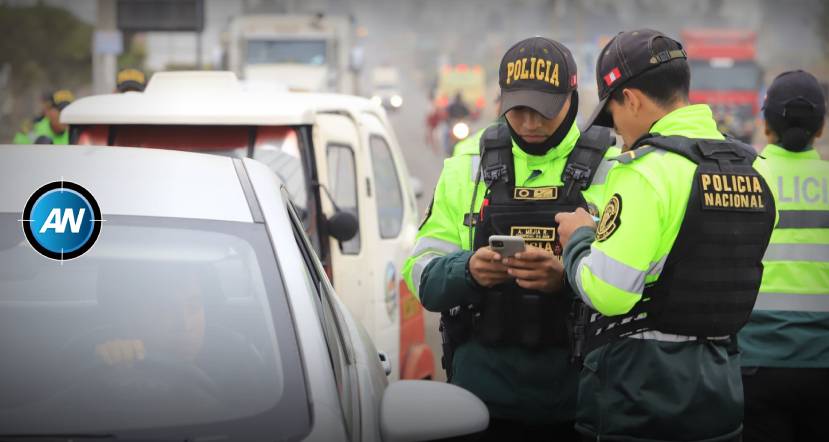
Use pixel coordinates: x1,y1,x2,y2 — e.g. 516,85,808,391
596,193,622,242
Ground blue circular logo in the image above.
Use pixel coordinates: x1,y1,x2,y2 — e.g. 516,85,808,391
22,181,102,261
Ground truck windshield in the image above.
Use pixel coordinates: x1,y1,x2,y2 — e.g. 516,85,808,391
247,40,327,65
690,61,761,91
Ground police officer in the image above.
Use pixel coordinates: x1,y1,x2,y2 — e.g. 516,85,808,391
116,68,146,93
556,29,777,441
12,92,52,144
739,70,829,442
13,90,74,144
402,37,616,439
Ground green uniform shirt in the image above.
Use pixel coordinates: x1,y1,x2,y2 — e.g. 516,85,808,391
563,104,775,441
403,121,618,423
739,144,829,368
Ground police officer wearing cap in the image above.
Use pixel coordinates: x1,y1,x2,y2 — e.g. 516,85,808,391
403,37,617,439
13,90,74,145
739,70,829,442
116,68,146,93
556,29,777,441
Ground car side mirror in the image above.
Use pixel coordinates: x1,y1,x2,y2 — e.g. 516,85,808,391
380,381,488,441
326,211,358,242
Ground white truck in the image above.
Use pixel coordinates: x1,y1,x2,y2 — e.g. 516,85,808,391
224,14,360,94
61,71,435,381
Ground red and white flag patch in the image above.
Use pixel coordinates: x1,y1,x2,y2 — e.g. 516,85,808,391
603,67,622,86
570,74,578,87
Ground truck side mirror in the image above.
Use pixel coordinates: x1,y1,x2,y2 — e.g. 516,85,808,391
327,211,358,242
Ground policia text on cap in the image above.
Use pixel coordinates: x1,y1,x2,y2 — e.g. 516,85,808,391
403,37,617,440
557,29,777,442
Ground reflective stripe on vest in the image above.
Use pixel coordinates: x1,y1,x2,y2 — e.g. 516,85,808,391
754,293,829,312
777,210,829,229
410,238,461,294
470,155,480,181
764,243,829,262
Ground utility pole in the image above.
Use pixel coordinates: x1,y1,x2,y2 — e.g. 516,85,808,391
92,0,120,94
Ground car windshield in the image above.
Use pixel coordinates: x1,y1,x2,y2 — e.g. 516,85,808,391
690,60,761,91
246,39,327,65
0,214,309,440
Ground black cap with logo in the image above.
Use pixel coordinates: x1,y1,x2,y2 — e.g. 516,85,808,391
499,37,578,119
585,29,687,128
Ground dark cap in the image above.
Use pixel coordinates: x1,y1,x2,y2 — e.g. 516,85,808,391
763,70,826,120
50,89,75,111
116,68,146,93
585,29,687,128
499,37,578,119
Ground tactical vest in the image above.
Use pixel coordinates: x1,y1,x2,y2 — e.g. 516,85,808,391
444,123,612,355
575,134,776,356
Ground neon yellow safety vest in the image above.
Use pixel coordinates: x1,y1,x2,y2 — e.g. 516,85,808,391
739,143,829,367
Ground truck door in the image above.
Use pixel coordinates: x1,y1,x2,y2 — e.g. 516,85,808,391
312,113,379,355
360,113,434,381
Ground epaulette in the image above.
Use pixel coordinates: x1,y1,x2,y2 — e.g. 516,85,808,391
612,146,657,164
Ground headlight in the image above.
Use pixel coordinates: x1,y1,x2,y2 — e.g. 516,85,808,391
390,95,403,108
370,95,382,106
452,122,470,139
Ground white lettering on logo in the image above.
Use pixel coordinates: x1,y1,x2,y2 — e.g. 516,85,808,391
40,208,85,234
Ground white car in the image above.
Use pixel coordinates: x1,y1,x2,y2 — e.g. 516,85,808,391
61,71,434,381
0,145,487,441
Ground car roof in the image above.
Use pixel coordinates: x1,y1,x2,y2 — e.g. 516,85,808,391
0,145,262,223
61,71,387,126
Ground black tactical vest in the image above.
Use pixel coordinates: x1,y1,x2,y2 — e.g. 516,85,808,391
577,134,776,354
456,123,612,350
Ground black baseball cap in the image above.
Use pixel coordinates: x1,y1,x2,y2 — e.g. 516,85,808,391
585,29,687,128
763,70,826,120
499,37,578,119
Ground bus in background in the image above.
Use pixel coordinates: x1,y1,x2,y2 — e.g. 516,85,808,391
683,29,763,144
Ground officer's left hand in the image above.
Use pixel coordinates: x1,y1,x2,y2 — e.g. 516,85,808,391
502,245,565,293
555,208,596,248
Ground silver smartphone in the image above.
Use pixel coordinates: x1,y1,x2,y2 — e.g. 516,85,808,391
489,235,526,257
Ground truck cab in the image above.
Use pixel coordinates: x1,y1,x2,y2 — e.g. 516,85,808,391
225,14,359,94
61,71,434,381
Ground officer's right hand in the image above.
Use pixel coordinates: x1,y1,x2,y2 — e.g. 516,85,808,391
468,247,512,288
95,339,146,366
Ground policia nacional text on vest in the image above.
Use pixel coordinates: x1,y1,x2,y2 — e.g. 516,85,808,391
440,122,613,379
570,134,776,361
